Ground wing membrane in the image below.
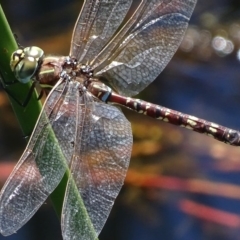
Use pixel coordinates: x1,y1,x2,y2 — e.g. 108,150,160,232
0,79,81,235
70,0,133,62
62,102,132,239
93,0,197,96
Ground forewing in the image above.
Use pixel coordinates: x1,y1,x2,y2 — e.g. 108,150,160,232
62,101,132,240
0,79,79,235
70,0,132,62
94,0,197,96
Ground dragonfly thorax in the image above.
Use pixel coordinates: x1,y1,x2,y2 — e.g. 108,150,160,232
37,55,67,88
38,56,94,89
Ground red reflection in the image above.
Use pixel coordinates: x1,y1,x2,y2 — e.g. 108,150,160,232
126,169,240,200
180,199,240,228
0,162,15,184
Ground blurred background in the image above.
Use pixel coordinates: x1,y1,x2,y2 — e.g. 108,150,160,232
1,0,240,239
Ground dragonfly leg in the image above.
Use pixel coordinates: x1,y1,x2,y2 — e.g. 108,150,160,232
13,33,24,48
37,89,44,101
1,80,37,107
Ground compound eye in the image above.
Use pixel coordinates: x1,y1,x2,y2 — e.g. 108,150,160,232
10,46,44,83
15,56,39,84
10,49,24,72
24,46,44,59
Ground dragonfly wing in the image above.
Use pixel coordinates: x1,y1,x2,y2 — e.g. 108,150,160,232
94,0,197,96
61,101,132,239
0,79,80,235
70,0,133,62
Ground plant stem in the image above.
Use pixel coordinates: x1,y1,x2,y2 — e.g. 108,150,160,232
0,5,41,136
0,5,98,239
0,5,68,218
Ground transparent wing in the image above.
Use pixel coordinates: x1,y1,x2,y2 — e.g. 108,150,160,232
62,101,132,240
93,0,197,96
0,79,80,236
70,0,133,62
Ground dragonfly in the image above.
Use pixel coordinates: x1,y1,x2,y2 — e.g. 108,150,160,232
1,0,240,239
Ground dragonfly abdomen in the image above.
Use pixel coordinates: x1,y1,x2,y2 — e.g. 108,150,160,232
107,91,240,146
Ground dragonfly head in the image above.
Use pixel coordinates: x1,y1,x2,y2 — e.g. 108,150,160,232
10,46,44,83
